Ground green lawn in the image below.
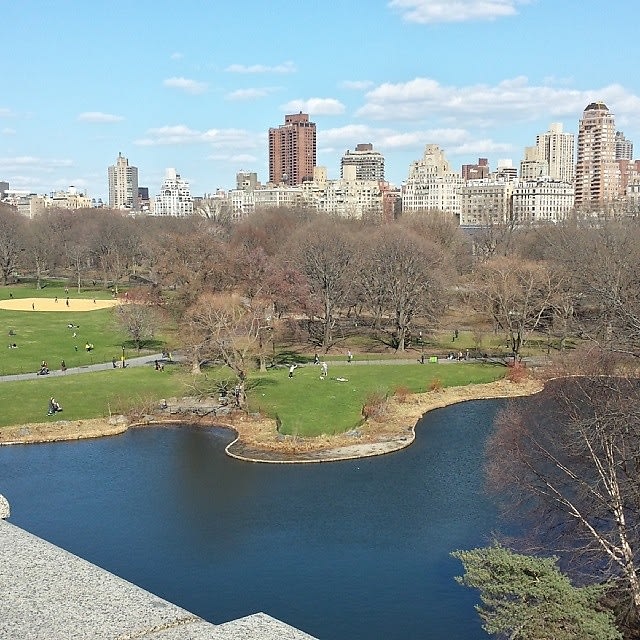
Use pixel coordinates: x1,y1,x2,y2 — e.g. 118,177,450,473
0,285,506,437
0,307,145,375
0,367,188,427
0,359,505,435
0,284,170,375
247,362,505,436
2,281,113,300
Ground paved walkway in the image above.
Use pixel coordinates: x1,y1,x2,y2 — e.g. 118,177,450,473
0,353,547,383
0,353,169,383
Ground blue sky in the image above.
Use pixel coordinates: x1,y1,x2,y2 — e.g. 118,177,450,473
2,0,640,201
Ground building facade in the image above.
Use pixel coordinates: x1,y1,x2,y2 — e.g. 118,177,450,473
512,178,574,224
402,144,463,216
574,102,620,209
535,123,575,184
153,168,193,217
461,158,489,181
340,143,385,182
268,113,316,186
520,146,549,180
108,153,139,210
615,131,633,161
458,179,514,227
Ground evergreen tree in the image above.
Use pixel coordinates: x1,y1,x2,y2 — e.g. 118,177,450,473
452,543,622,639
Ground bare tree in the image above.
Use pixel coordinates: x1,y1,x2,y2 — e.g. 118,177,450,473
183,293,272,405
115,303,160,351
472,256,560,357
289,219,353,350
488,373,640,630
358,226,447,351
0,205,25,285
23,214,55,289
550,221,640,358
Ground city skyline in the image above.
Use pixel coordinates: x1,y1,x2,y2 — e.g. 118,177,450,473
2,0,640,200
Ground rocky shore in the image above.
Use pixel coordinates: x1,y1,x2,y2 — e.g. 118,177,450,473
0,378,544,462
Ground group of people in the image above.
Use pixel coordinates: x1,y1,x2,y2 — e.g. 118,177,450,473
289,361,328,379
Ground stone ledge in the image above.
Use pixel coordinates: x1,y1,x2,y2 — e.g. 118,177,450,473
0,518,318,639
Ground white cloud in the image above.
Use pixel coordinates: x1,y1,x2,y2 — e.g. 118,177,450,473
170,52,184,60
225,61,296,74
341,80,374,91
321,124,473,152
281,98,346,116
2,127,16,135
208,153,257,164
388,0,530,24
77,111,124,123
357,76,640,124
135,125,259,150
163,77,208,94
0,156,73,170
225,88,273,101
450,139,513,154
0,108,13,117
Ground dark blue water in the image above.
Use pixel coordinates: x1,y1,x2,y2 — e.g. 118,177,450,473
0,399,506,639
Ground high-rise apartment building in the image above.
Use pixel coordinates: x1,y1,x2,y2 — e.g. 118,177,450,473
108,153,139,210
340,143,385,182
269,112,316,186
575,102,620,208
153,168,193,217
268,113,316,185
535,123,575,184
520,146,549,180
402,144,463,215
615,131,633,161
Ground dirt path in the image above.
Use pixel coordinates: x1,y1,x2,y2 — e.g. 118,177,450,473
0,298,120,312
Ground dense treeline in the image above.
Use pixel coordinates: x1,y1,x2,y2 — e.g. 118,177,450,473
3,203,640,360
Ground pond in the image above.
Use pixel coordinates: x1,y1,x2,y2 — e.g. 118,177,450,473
0,398,509,639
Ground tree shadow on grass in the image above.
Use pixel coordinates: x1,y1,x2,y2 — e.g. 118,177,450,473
246,377,278,391
121,338,165,351
271,349,313,366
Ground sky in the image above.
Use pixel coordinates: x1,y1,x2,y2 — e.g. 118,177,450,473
2,0,640,202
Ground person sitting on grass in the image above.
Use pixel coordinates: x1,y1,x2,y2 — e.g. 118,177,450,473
47,397,62,416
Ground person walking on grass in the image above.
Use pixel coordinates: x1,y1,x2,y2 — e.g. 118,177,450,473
347,350,353,363
288,364,297,378
320,361,328,379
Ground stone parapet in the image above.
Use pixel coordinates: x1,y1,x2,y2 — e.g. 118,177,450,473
0,517,317,639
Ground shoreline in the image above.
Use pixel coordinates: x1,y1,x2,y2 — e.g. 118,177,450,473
0,378,544,461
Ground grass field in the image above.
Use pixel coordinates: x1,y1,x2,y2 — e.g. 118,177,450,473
0,367,188,427
0,283,170,375
247,361,505,436
0,307,148,375
0,284,508,436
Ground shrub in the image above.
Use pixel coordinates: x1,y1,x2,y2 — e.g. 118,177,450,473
428,378,444,392
362,390,388,421
506,361,528,383
394,385,411,403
